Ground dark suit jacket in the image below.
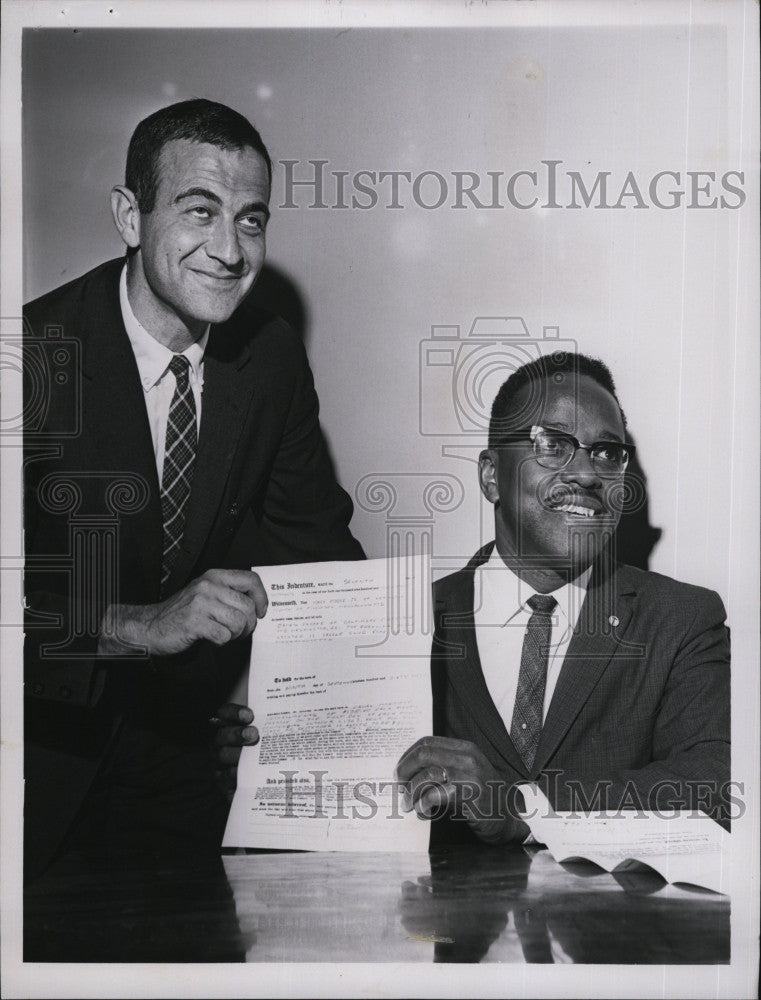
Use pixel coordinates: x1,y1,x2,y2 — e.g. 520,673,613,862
431,543,731,843
23,258,364,876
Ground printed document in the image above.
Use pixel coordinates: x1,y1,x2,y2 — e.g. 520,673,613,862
223,556,432,851
519,785,729,893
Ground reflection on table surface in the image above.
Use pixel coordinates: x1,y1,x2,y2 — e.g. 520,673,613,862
24,845,729,964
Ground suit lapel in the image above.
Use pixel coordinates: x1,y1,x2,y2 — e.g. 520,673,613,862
444,547,641,778
441,545,531,777
164,323,255,590
81,266,163,596
533,559,637,772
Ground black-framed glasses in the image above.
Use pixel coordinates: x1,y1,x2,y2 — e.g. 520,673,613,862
497,425,634,474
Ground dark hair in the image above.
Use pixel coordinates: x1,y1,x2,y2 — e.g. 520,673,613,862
125,98,272,213
488,352,627,447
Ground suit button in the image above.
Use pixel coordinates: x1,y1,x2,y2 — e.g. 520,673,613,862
59,685,72,699
32,682,44,696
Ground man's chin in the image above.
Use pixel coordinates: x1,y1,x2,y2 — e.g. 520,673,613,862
525,524,617,577
182,296,248,328
558,526,616,575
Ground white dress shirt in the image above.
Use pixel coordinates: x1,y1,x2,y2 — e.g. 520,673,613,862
119,266,208,482
474,546,592,731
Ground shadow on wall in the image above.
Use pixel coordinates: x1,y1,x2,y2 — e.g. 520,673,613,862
614,447,662,571
248,263,309,345
248,261,355,540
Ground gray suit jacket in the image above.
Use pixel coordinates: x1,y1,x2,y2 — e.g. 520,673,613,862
432,543,731,839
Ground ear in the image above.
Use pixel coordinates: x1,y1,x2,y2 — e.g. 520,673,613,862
478,449,500,505
110,185,141,250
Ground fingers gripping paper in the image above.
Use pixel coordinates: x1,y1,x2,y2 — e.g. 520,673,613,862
223,557,432,852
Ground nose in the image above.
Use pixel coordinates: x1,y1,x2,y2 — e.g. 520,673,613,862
206,219,245,272
558,445,601,488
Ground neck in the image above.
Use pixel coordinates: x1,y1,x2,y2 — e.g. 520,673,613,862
126,256,206,351
492,538,590,594
495,552,567,593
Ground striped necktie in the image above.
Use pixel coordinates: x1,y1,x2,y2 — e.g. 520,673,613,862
510,593,557,771
160,354,197,590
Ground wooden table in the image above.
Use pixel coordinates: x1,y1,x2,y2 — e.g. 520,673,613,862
24,845,729,964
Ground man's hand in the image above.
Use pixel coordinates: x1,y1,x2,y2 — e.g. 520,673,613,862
399,876,510,961
396,735,529,845
99,569,268,656
209,703,259,798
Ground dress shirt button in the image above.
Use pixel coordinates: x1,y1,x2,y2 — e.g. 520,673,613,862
521,722,527,730
32,682,44,696
59,685,72,699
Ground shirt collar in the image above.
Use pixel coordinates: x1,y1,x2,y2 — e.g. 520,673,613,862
119,265,209,392
478,543,592,632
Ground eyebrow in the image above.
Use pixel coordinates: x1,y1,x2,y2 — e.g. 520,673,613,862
174,187,271,221
542,423,625,443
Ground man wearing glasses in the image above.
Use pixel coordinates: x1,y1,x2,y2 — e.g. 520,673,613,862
397,353,731,844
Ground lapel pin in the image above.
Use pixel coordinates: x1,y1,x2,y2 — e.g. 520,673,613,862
609,615,619,627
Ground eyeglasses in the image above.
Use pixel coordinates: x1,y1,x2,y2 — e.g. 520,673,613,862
497,425,634,474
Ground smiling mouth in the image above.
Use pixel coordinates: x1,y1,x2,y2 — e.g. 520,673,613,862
548,502,600,517
542,488,606,517
192,270,244,283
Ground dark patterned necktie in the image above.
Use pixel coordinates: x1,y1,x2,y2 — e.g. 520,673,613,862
510,593,557,771
160,355,197,590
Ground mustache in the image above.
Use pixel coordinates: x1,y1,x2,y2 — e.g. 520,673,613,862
536,480,639,516
539,482,606,514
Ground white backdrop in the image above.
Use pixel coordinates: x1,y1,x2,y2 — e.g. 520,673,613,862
21,20,756,609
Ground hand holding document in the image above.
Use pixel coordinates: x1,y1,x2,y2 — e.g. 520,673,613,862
223,556,432,852
518,785,729,893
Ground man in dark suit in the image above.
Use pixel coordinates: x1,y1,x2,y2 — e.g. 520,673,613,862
397,352,730,843
24,99,363,877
